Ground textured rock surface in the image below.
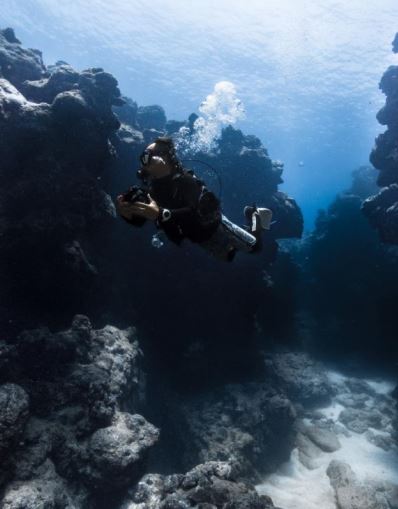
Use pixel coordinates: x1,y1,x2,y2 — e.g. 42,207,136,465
302,424,341,453
0,27,123,335
86,412,159,490
120,461,276,509
362,33,398,243
0,28,45,87
295,431,323,470
264,351,333,407
327,460,390,509
171,383,296,480
298,165,398,362
0,383,29,453
0,316,157,507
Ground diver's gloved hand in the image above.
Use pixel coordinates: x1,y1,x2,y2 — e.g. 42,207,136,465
127,194,160,221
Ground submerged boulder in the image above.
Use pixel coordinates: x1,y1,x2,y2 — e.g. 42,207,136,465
136,104,167,130
0,383,29,453
0,28,46,88
0,316,155,508
302,423,341,452
170,383,296,481
327,460,390,509
120,461,276,509
86,412,159,490
264,352,333,407
362,184,398,243
339,407,384,434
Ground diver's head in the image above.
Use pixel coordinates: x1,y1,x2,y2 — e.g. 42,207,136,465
138,137,182,180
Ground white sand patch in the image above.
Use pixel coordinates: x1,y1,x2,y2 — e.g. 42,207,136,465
318,401,345,421
256,372,398,509
365,378,395,395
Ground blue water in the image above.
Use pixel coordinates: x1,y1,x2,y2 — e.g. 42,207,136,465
2,0,398,229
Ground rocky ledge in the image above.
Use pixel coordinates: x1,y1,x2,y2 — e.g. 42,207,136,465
0,317,296,509
362,32,398,243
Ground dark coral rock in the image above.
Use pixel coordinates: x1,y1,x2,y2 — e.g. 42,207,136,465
171,383,296,480
137,104,167,130
327,460,391,509
165,118,187,134
1,27,21,44
0,384,29,453
300,165,398,362
121,462,276,509
264,352,333,407
363,35,398,243
0,316,155,508
362,183,398,243
1,466,79,509
22,63,80,103
393,33,398,53
0,30,125,333
113,96,138,127
0,28,46,88
265,191,303,239
86,412,159,490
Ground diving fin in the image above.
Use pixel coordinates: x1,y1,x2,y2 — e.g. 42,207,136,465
257,208,273,230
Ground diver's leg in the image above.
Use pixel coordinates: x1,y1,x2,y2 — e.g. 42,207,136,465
197,222,238,262
198,211,270,261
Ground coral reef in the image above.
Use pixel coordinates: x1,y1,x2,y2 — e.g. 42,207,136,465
120,462,275,509
172,383,296,480
0,315,157,507
362,33,398,243
0,315,294,509
0,27,124,334
299,166,398,362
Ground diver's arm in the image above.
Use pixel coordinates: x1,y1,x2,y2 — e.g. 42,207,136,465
158,206,194,223
158,174,202,223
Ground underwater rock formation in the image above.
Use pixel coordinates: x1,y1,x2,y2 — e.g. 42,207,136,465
171,382,296,481
120,462,276,509
0,27,124,335
327,460,390,509
146,352,344,483
0,314,292,509
299,165,398,362
362,33,398,243
0,316,158,507
264,351,333,407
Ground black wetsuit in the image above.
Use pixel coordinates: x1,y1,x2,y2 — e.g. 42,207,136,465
149,171,220,245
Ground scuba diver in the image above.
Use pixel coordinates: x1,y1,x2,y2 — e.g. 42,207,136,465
116,137,273,262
